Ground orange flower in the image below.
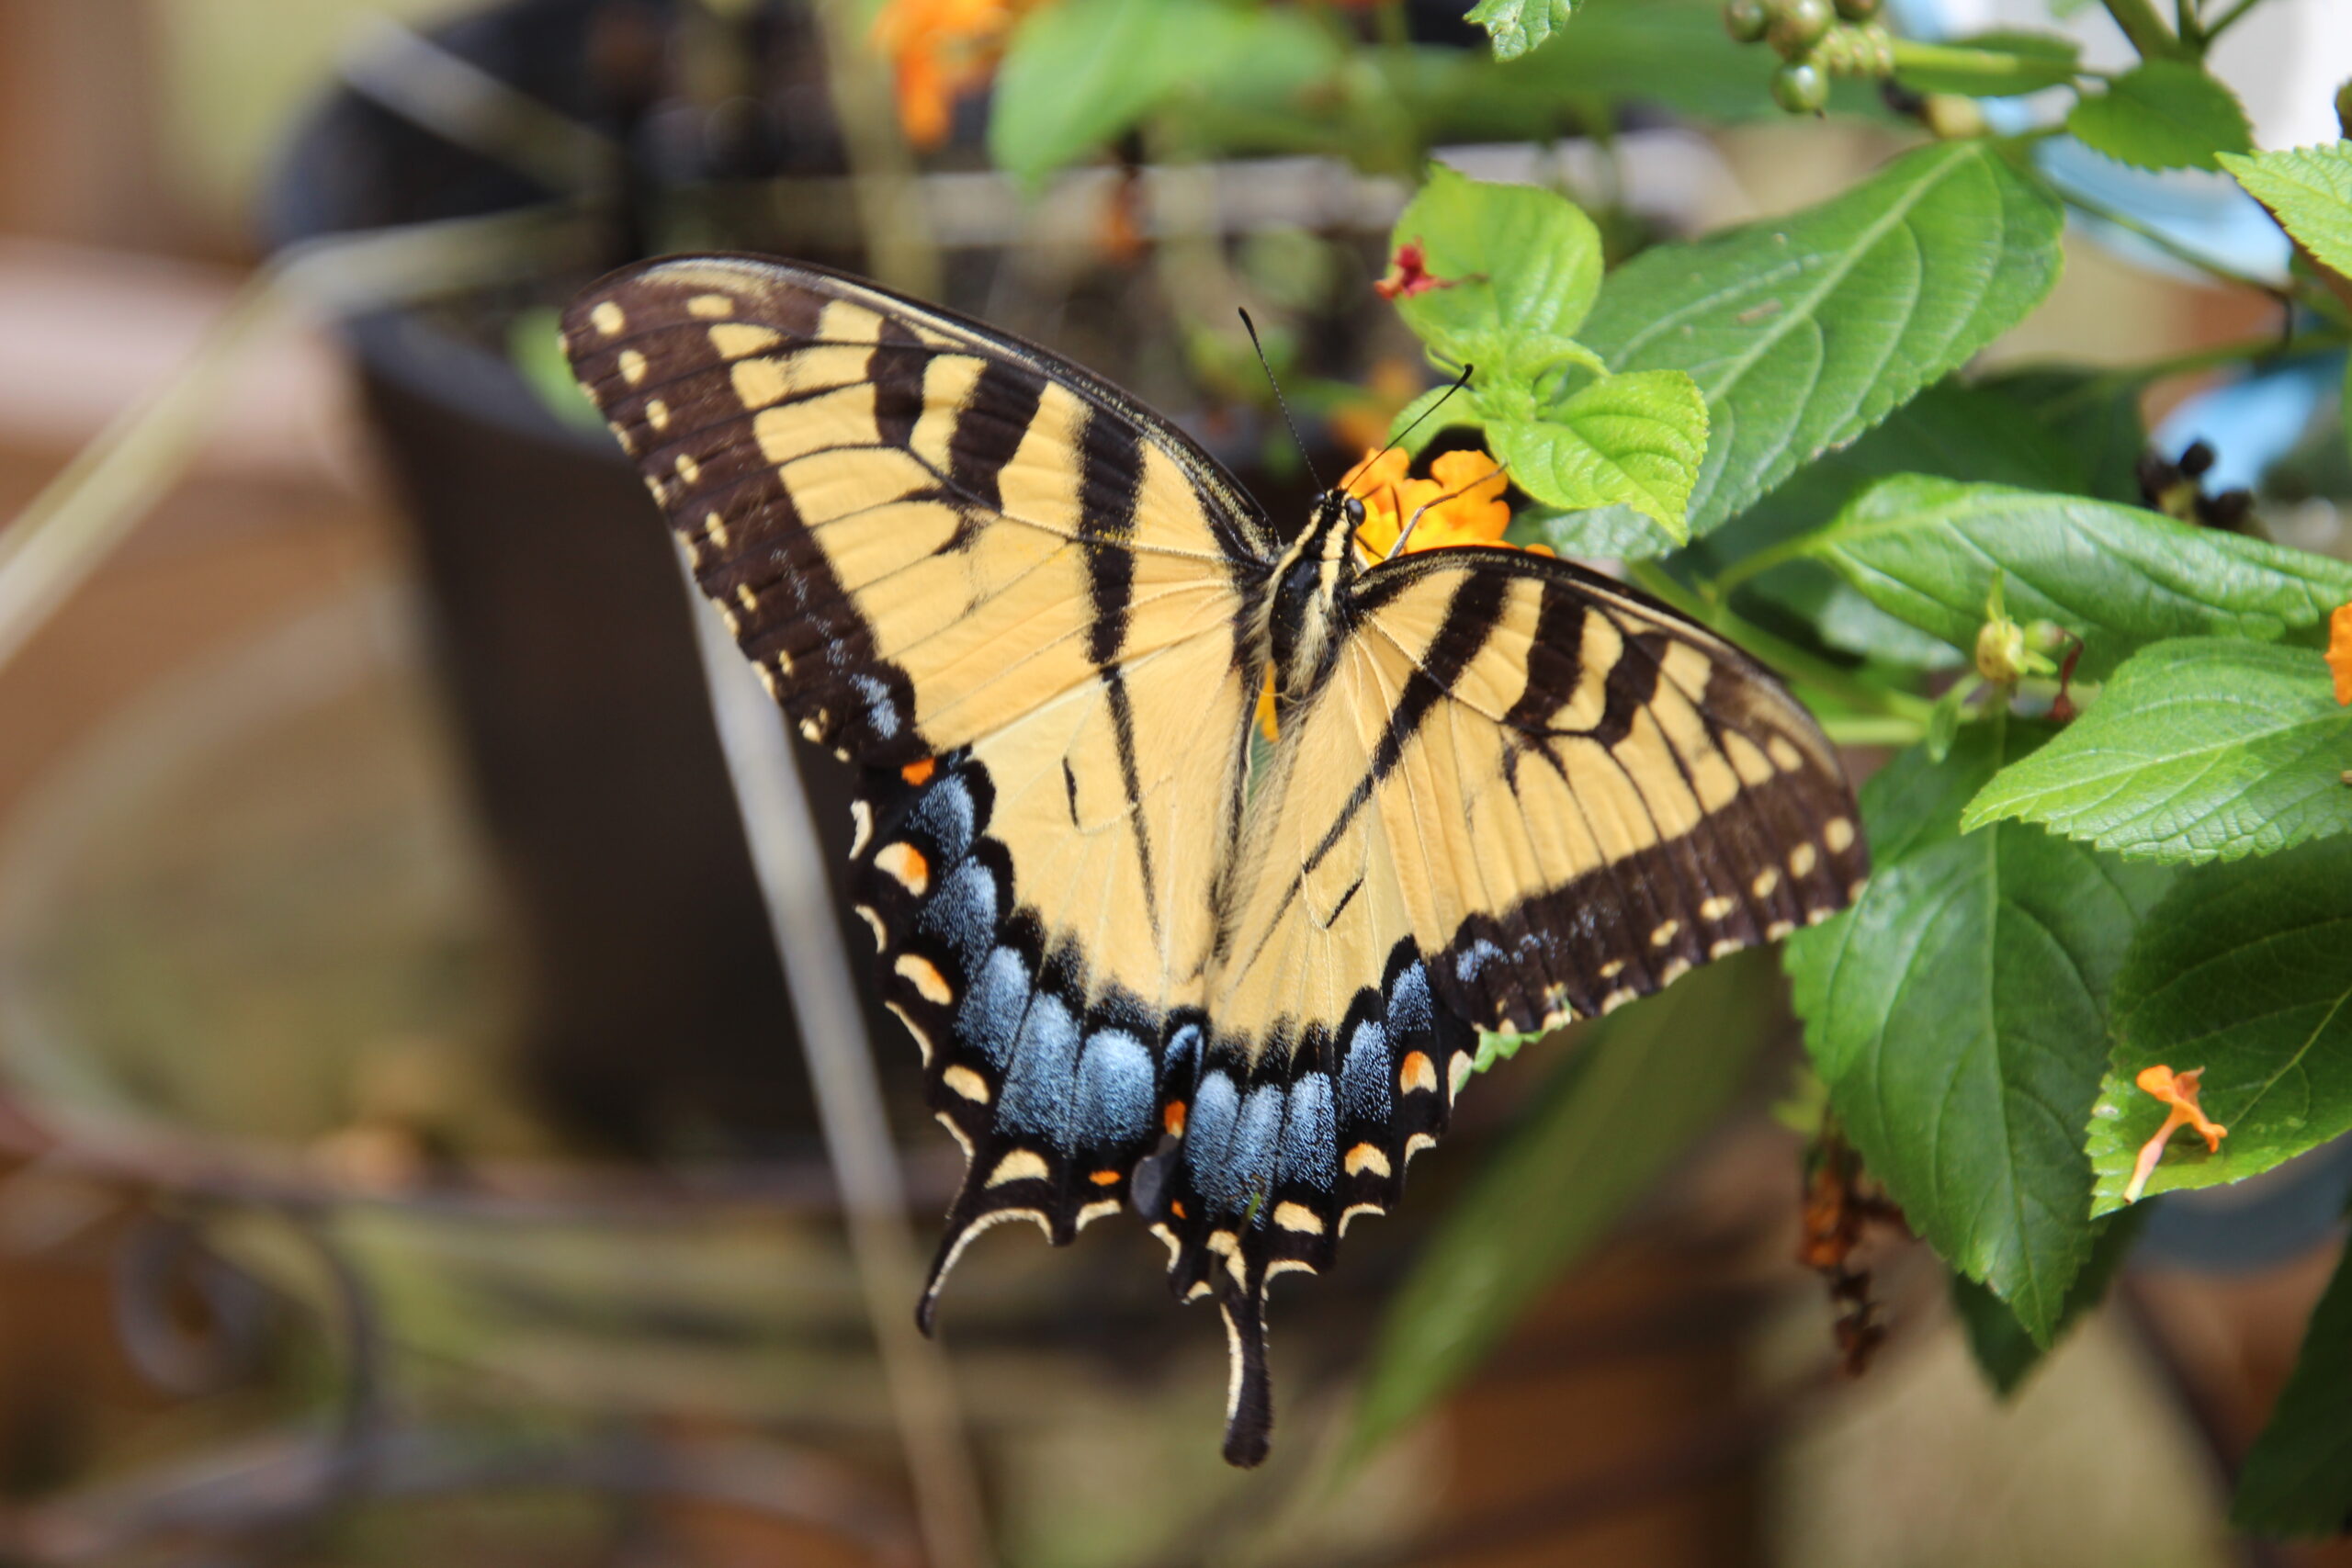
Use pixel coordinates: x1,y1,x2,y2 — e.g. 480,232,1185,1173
2122,1064,2228,1202
870,0,1037,150
1342,446,1525,558
2326,602,2352,705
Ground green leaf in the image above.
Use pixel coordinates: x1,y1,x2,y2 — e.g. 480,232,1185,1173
1963,639,2352,863
989,0,1336,182
1798,477,2352,679
1350,948,1776,1462
2233,1233,2352,1537
1580,141,2064,536
1512,502,1679,561
1976,367,2150,506
1465,0,1577,62
1951,1205,2146,1397
1388,164,1606,356
2219,143,2352,285
1488,370,1708,537
1894,30,2083,97
2066,60,2255,174
1785,724,2174,1338
2088,839,2352,1213
1713,378,2097,669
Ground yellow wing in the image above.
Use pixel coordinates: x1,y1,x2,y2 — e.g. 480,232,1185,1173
562,254,1276,1311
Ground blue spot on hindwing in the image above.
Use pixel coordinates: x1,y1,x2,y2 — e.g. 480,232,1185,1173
1074,1029,1155,1147
909,774,976,862
1000,992,1081,1144
917,860,996,969
1277,1076,1336,1191
959,946,1029,1069
1185,1071,1240,1201
1340,1018,1389,1126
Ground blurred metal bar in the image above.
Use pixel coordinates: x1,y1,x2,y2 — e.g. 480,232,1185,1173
682,557,990,1568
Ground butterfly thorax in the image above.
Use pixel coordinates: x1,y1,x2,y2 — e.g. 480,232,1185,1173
1263,490,1366,709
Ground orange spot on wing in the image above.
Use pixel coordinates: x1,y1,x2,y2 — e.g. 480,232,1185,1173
1399,1050,1437,1094
1088,1168,1122,1187
901,757,937,785
1163,1100,1187,1137
1170,1200,1186,1220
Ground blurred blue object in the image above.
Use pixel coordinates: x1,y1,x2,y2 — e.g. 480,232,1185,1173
2137,1135,2352,1274
2153,347,2343,491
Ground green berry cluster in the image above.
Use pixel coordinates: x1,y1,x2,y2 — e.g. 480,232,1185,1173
1721,0,1882,113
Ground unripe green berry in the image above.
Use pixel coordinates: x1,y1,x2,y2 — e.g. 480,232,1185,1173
2337,76,2352,140
1768,0,1833,58
1772,59,1829,113
1834,0,1881,19
1723,0,1770,44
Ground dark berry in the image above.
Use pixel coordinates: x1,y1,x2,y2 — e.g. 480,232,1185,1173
1835,0,1881,18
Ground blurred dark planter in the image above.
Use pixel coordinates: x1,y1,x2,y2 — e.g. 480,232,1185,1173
262,0,842,1152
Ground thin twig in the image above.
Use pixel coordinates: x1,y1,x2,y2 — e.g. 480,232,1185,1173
0,209,584,686
682,563,991,1568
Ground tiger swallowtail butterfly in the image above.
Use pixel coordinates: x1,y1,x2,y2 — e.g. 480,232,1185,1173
562,254,1867,1466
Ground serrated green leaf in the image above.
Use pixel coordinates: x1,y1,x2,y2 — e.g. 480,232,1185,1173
1786,725,2174,1338
1351,948,1774,1462
2067,60,2254,174
2233,1233,2352,1537
1798,477,2352,679
989,0,1337,181
1951,1205,2146,1397
1963,639,2352,863
1464,0,1577,62
2219,143,2352,286
2088,840,2352,1214
1488,370,1707,536
1579,141,2063,535
1389,164,1605,355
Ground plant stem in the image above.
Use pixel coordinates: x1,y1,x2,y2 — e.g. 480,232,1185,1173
685,574,991,1568
1624,561,1936,726
1884,39,2083,93
2199,0,2263,41
2098,0,2189,58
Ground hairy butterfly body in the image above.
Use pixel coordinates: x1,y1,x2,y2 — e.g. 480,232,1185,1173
563,254,1866,1466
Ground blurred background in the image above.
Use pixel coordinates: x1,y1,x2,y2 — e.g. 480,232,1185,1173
0,0,2348,1563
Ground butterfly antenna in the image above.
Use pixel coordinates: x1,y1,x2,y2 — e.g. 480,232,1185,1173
1237,309,1322,492
1347,362,1476,500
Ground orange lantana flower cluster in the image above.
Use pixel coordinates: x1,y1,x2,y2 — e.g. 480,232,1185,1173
1340,446,1534,558
871,0,1039,150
